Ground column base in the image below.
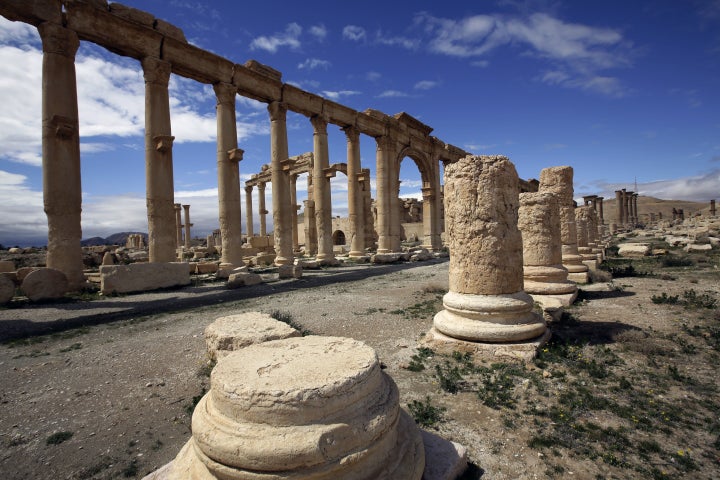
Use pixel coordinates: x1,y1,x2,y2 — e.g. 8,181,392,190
433,291,547,343
422,327,551,362
567,271,590,283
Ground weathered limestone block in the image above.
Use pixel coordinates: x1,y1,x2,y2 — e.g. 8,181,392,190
226,272,262,288
194,262,219,274
538,167,589,283
0,260,15,272
685,243,712,252
410,248,432,262
21,268,69,301
16,267,41,282
278,264,302,279
431,155,546,345
204,312,301,360
8,247,22,254
168,336,425,479
618,243,651,257
0,274,15,304
518,192,576,306
101,252,115,266
128,250,149,262
252,253,276,266
100,262,190,294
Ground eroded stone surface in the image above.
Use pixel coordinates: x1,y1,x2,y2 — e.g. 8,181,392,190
21,267,69,301
204,312,301,360
100,262,190,294
0,274,15,304
168,336,425,479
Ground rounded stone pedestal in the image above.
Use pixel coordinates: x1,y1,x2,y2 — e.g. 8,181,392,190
204,312,301,360
169,336,425,480
433,291,547,343
523,265,577,296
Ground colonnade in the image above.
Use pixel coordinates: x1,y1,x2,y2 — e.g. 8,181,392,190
615,189,638,228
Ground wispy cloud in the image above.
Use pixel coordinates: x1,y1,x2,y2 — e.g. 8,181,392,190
343,25,367,42
366,71,382,82
321,90,362,101
309,24,327,41
414,80,438,90
377,90,410,98
592,169,720,202
298,58,331,70
250,22,302,53
415,11,632,97
375,31,420,49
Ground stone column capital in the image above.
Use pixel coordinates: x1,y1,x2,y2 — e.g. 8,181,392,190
267,101,287,122
257,182,266,192
342,124,360,142
228,148,244,162
245,185,253,193
213,82,237,105
142,57,172,86
310,114,329,134
38,22,79,57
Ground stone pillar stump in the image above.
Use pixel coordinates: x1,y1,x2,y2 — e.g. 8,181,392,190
426,155,547,358
168,336,425,479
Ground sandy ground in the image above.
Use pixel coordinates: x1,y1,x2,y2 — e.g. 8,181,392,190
1,253,719,479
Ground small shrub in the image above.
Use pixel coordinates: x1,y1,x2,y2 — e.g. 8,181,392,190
651,293,679,305
682,289,717,309
406,347,434,372
435,362,464,394
408,396,446,428
46,431,73,445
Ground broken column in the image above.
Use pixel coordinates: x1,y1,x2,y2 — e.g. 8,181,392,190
539,166,589,283
427,155,547,352
168,336,425,479
39,22,84,290
518,192,577,307
575,206,597,270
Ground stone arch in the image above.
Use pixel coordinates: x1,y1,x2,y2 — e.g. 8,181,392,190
332,230,346,245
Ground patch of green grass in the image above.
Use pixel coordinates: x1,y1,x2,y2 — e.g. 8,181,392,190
476,363,528,410
435,361,465,394
406,347,434,372
46,431,73,445
407,396,446,428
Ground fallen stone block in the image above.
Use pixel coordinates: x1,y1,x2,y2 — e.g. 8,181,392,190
204,312,301,360
100,263,190,295
21,268,69,301
278,264,302,279
227,272,262,288
0,260,15,273
684,243,712,252
618,243,651,257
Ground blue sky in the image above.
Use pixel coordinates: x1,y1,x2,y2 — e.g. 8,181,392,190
0,0,719,246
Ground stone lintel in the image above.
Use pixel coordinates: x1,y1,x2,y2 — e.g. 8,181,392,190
244,59,282,81
280,158,295,171
164,36,233,84
65,0,162,59
323,98,358,127
394,111,433,136
108,3,154,27
0,0,62,26
232,63,282,103
356,109,388,137
283,83,323,117
323,167,337,178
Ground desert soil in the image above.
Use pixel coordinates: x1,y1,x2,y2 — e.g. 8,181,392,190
1,243,719,479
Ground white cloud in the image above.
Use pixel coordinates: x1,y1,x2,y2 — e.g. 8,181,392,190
321,90,361,101
0,170,46,245
0,17,38,45
250,23,302,53
414,80,438,90
595,169,720,202
366,71,381,82
298,58,331,70
416,11,631,96
309,24,327,41
375,31,420,49
343,25,367,42
378,90,409,98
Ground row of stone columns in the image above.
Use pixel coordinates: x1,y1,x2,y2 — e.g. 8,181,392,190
173,203,192,249
615,188,638,228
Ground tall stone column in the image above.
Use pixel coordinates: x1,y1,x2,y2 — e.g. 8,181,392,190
290,174,299,252
38,22,84,289
390,163,402,252
632,193,639,225
343,126,365,257
597,196,604,223
183,205,192,249
258,182,267,236
539,166,589,283
142,56,176,263
311,115,335,264
214,82,244,269
518,192,576,306
429,166,443,251
268,102,293,266
575,207,597,270
623,191,632,227
615,190,624,228
360,169,375,249
430,155,547,346
421,186,434,250
174,203,183,248
711,199,716,217
245,185,254,237
375,136,392,253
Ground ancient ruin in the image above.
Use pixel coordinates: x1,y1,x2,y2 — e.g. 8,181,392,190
426,155,548,358
539,166,590,283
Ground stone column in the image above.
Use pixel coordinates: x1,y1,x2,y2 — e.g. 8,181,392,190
303,199,317,256
290,174,299,252
344,126,365,258
597,196,604,224
268,102,293,266
360,169,375,249
430,155,546,345
39,23,84,289
421,186,435,250
257,182,267,236
214,82,244,269
183,204,192,249
711,199,716,217
245,185,254,237
623,190,632,227
142,56,176,263
539,166,589,283
174,203,182,248
615,190,624,228
575,207,597,270
518,192,576,306
390,163,402,252
375,136,392,253
311,114,336,264
632,193,639,225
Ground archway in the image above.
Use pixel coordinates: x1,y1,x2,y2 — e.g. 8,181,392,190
332,230,346,245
